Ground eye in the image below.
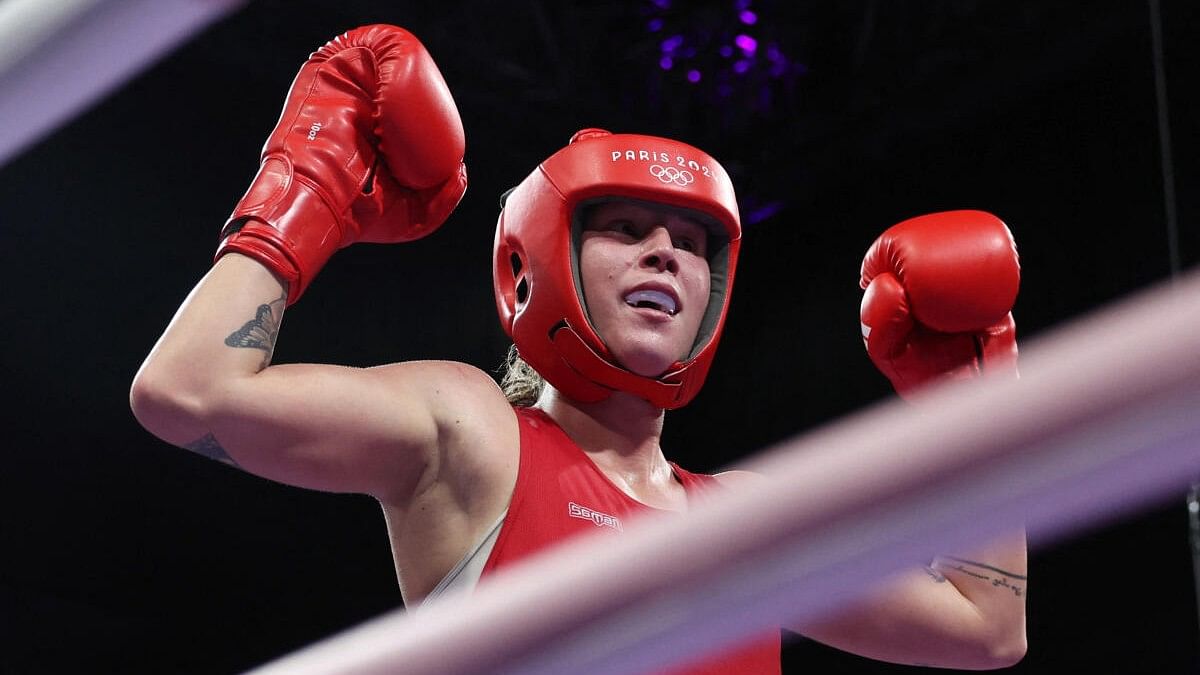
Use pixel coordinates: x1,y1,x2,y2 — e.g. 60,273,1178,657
674,237,697,253
612,220,639,237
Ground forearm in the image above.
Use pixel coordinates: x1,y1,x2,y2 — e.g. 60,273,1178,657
795,531,1027,669
131,253,288,450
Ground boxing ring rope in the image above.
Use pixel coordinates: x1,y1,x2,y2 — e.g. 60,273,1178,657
0,0,247,169
248,270,1200,674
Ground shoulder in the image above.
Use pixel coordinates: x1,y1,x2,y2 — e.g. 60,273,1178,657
371,359,520,504
367,360,511,419
367,359,517,448
368,359,501,391
711,469,764,490
673,465,762,496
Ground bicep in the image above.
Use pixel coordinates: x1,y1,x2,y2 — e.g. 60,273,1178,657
200,361,451,497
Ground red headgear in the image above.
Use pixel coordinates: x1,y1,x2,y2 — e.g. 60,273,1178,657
493,129,741,408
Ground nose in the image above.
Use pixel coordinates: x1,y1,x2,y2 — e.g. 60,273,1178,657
638,226,679,274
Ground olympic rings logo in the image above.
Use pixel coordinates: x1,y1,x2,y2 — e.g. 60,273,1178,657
649,164,695,187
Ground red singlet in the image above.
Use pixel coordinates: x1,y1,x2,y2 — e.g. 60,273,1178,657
480,407,781,675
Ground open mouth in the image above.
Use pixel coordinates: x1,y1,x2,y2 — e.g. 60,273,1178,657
624,289,678,316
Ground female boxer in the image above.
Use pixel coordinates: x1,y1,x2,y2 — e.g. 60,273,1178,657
131,24,1025,672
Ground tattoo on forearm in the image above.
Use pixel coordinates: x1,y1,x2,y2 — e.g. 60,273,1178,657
224,291,285,369
185,433,239,467
932,556,1026,597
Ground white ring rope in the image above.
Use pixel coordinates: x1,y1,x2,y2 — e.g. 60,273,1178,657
249,269,1200,675
0,0,102,74
0,0,247,168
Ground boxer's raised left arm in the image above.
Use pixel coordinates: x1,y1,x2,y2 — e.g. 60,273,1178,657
787,211,1026,668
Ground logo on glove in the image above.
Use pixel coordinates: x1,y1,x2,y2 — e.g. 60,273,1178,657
649,164,695,187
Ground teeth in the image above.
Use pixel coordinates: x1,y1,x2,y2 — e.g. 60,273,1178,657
624,289,677,315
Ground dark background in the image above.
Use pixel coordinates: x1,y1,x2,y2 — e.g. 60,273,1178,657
2,1,1198,672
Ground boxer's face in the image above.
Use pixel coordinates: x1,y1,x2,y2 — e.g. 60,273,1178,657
579,200,711,377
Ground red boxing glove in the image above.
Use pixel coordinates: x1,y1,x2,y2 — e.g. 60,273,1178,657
216,24,468,304
859,210,1020,398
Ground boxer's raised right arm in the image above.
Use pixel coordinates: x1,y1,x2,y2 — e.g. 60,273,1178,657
130,252,496,499
130,25,472,500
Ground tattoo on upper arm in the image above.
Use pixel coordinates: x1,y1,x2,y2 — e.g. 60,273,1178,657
932,556,1026,597
185,433,239,468
224,291,285,370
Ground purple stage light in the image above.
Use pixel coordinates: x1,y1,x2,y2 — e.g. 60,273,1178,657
734,34,757,54
745,201,784,225
644,0,805,99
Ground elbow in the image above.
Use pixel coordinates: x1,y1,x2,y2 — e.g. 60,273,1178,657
989,632,1027,669
969,627,1026,670
987,610,1028,669
129,363,209,445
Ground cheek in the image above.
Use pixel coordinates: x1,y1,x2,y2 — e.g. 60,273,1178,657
688,264,711,303
579,242,621,310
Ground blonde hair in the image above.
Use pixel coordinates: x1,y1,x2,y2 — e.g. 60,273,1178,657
499,344,545,407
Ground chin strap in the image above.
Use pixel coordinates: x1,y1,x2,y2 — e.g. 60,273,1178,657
551,324,687,409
